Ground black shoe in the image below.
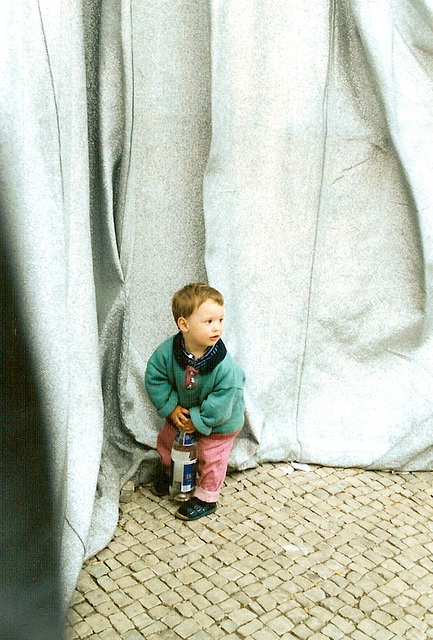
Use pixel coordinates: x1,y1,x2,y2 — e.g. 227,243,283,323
150,467,170,497
175,497,217,521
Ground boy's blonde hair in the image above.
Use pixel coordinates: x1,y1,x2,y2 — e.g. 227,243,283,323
172,282,224,323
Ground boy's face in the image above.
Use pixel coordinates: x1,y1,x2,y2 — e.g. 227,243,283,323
178,299,225,357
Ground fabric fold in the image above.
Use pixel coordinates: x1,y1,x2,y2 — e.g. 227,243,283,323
2,0,433,613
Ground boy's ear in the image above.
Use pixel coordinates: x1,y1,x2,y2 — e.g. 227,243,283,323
177,317,188,332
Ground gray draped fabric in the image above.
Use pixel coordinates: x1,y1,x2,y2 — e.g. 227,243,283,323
1,0,432,609
0,237,62,639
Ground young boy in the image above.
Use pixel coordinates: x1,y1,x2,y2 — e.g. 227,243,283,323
145,282,245,521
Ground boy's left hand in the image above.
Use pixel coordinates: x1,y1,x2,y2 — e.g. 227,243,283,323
182,418,196,434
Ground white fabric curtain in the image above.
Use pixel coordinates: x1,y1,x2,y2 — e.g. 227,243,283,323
1,0,432,608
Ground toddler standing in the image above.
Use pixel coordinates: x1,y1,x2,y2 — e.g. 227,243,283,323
145,283,245,521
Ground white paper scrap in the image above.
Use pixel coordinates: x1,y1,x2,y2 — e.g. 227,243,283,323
291,462,311,472
279,465,294,475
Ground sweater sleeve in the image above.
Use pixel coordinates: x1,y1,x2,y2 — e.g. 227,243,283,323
145,346,179,419
188,366,245,435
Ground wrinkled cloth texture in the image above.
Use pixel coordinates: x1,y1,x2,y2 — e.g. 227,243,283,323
1,0,433,609
0,236,63,640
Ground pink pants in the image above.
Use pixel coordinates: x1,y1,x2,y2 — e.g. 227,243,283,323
157,421,240,503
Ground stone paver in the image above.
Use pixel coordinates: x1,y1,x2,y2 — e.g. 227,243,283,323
66,463,433,639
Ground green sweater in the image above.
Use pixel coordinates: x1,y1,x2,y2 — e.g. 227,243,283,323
145,336,245,435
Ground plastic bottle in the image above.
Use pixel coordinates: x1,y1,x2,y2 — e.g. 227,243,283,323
170,430,198,501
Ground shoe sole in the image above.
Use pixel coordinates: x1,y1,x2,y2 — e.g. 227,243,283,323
149,488,169,497
149,482,169,497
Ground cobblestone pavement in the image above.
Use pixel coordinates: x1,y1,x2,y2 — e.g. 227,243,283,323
66,463,433,640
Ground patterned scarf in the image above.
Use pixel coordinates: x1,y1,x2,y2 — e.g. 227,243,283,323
173,331,227,374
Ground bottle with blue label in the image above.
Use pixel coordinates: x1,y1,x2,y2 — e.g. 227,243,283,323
170,429,198,501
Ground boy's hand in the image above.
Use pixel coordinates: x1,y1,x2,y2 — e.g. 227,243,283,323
168,405,192,429
182,418,196,434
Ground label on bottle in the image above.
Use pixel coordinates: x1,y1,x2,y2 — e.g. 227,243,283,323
175,431,196,447
171,449,197,492
183,432,196,446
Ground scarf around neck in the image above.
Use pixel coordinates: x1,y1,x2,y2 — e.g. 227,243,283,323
173,331,227,374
